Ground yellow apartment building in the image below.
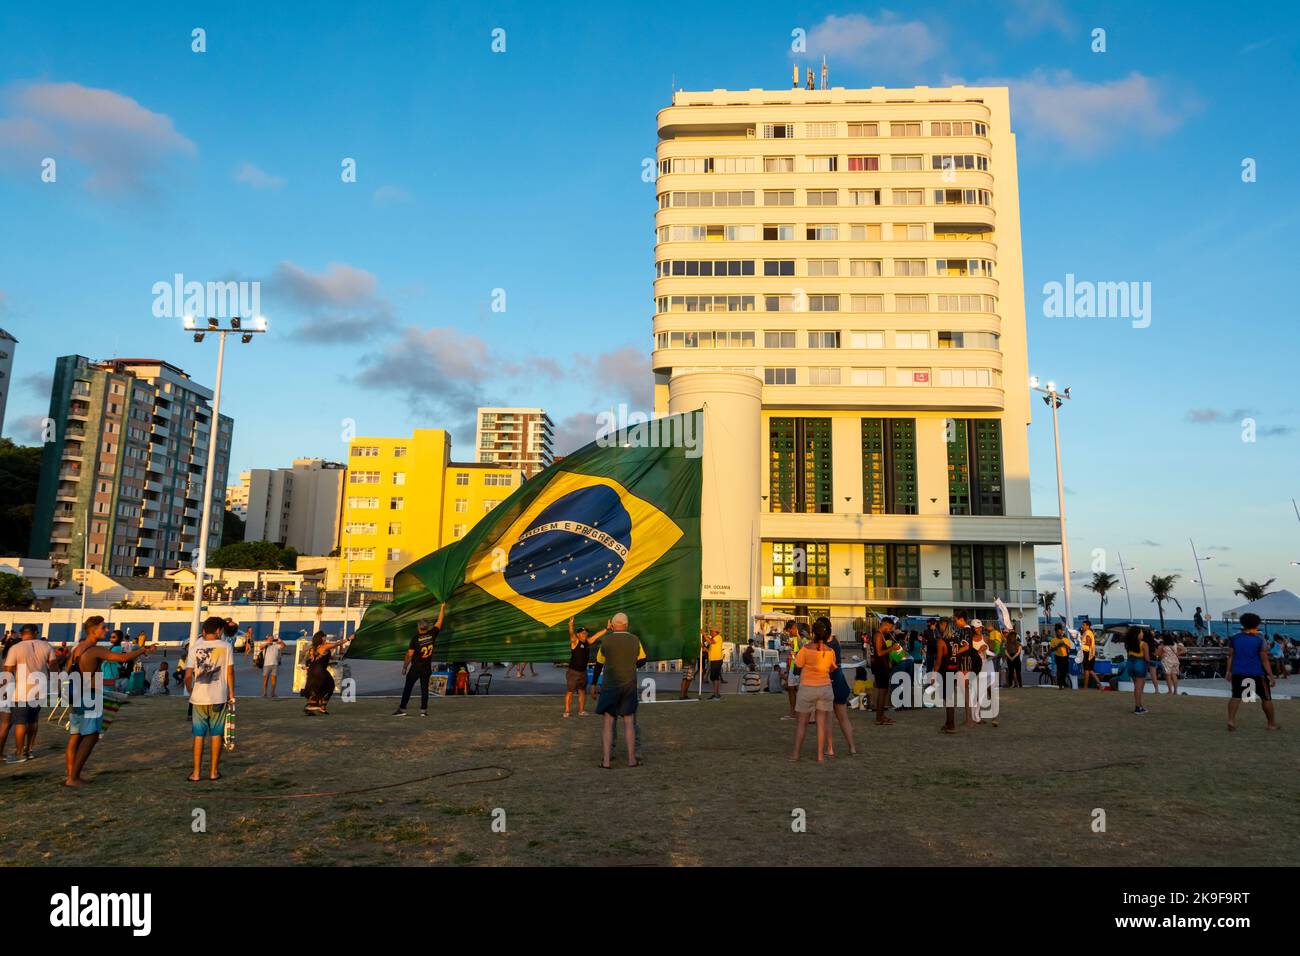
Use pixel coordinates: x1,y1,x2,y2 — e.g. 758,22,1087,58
339,428,522,591
652,84,1061,641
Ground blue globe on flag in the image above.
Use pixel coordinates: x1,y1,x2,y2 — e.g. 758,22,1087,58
504,485,632,603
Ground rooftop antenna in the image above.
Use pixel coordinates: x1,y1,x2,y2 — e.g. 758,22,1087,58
792,62,799,89
806,67,814,90
821,56,828,90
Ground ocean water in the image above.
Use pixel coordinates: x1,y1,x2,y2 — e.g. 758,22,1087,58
1065,617,1300,640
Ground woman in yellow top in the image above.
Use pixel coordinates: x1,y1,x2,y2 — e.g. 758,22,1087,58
790,618,838,762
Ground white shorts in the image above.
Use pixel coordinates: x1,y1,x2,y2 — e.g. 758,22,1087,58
795,683,833,713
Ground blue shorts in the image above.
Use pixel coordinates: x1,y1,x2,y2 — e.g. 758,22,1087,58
68,704,103,736
1126,658,1148,678
192,703,228,737
595,683,638,718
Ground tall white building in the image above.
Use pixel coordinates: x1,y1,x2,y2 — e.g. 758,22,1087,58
0,329,16,438
652,84,1061,641
474,407,554,478
243,459,345,556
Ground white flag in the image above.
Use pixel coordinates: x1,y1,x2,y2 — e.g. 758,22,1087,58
993,597,1012,630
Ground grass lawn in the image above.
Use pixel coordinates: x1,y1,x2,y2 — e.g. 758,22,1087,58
1,687,1295,866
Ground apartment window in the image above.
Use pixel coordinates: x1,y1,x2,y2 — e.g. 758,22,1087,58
389,498,405,511
345,521,376,535
893,223,925,241
848,122,879,137
864,544,922,594
660,157,714,174
715,330,756,347
850,330,885,349
850,189,881,206
393,446,407,457
892,189,924,205
850,367,886,386
454,472,469,485
850,224,881,241
894,259,927,276
483,474,514,486
349,471,381,484
762,123,794,139
763,224,795,241
806,224,838,241
662,190,756,207
387,548,402,561
937,294,997,312
347,496,379,509
345,547,375,561
895,294,929,312
938,331,1000,349
931,121,988,137
764,367,796,385
850,259,882,277
847,155,879,171
769,418,833,513
764,156,794,173
808,156,837,172
933,188,992,206
387,522,402,534
932,154,988,172
891,154,923,171
936,258,994,277
807,331,840,349
351,445,379,457
764,190,795,206
454,498,468,513
808,294,839,312
895,368,931,386
771,541,830,589
890,122,922,137
392,472,406,485
938,368,994,387
862,418,918,515
452,524,467,538
662,294,756,313
483,500,501,513
764,331,796,348
657,259,756,277
765,295,797,312
763,259,795,277
805,122,837,138
806,189,838,206
714,156,757,173
896,331,930,349
807,259,839,276
808,367,841,385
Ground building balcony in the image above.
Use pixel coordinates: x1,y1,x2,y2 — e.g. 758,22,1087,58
759,512,1061,546
761,585,1038,607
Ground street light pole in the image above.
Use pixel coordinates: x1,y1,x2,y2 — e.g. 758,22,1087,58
1030,377,1073,630
1190,538,1212,635
184,316,266,642
1116,552,1136,620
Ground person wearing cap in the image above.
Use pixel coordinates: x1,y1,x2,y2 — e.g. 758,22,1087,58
394,604,445,717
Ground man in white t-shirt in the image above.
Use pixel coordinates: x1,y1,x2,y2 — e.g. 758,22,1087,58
2,624,56,763
260,633,285,698
185,616,236,782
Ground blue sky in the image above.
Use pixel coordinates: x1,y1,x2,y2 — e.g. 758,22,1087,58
1,0,1297,610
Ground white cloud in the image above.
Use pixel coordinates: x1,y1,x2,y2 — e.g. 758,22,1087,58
804,13,940,77
999,70,1186,151
263,261,395,343
1004,0,1074,38
0,81,195,196
233,162,285,190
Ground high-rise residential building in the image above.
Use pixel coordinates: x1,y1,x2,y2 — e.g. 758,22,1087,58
653,84,1061,641
225,472,250,521
339,429,522,591
474,407,554,477
0,328,16,438
243,458,345,556
30,356,233,577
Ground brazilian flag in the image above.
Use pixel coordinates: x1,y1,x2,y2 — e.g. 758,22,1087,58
349,411,702,663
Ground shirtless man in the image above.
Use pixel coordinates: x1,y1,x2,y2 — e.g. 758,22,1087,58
64,615,153,787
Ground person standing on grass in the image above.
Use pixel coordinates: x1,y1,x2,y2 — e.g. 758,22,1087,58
822,624,858,757
1124,626,1153,716
704,627,724,700
1005,629,1023,688
680,649,697,700
394,605,445,717
1079,622,1100,690
595,613,642,769
564,617,605,717
260,632,286,697
933,623,961,734
1050,624,1072,690
870,619,898,726
2,624,55,764
1268,634,1287,681
185,616,236,781
780,620,801,719
789,618,837,762
65,616,152,788
1160,634,1184,695
1226,613,1280,732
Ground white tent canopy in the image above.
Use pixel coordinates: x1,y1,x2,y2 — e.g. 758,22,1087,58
1222,589,1300,623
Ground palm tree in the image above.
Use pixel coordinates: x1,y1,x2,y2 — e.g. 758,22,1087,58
1038,590,1057,622
1084,571,1120,627
1145,574,1182,631
1232,577,1276,602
